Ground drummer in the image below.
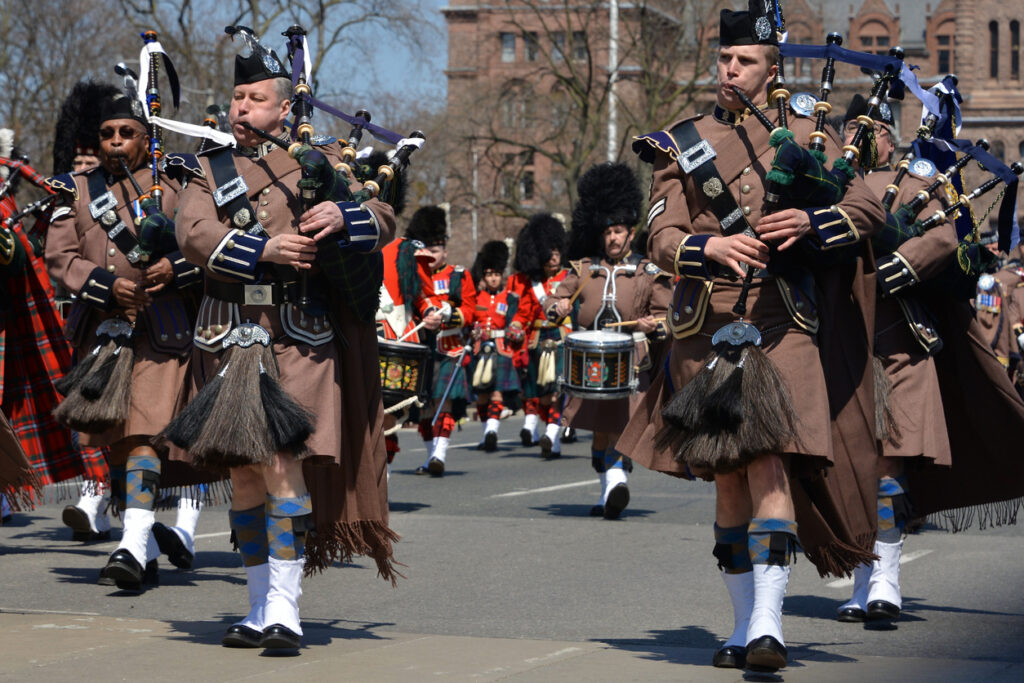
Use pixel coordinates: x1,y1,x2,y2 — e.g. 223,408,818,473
469,241,527,451
545,163,672,519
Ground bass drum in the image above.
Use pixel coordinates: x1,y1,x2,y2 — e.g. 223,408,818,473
559,330,636,400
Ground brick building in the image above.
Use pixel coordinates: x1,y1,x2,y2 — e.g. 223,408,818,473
440,1,1024,264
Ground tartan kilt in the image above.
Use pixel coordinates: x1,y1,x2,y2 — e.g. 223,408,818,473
430,354,470,402
0,227,108,487
470,352,521,395
521,343,564,398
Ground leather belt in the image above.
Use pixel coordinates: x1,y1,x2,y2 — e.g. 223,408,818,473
205,279,292,306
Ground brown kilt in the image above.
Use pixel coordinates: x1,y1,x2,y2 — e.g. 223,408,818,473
874,298,951,464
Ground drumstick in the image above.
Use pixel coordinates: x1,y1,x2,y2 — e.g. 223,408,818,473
603,317,666,328
553,267,595,326
397,320,428,343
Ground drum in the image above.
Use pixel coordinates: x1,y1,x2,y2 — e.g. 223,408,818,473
379,338,431,406
559,330,636,399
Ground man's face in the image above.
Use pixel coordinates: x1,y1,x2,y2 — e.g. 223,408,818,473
98,119,149,175
544,248,561,276
72,154,100,173
483,270,503,291
716,45,777,110
603,225,633,260
842,120,895,167
229,80,291,147
425,244,447,271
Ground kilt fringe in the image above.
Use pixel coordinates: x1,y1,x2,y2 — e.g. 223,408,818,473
926,497,1022,533
1,468,42,514
304,519,404,585
872,355,900,445
802,531,879,579
153,481,234,510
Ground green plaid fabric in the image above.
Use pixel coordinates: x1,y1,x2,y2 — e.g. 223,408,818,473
871,205,922,257
771,137,846,208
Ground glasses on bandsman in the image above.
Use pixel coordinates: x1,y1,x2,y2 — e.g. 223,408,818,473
843,121,890,137
98,126,144,140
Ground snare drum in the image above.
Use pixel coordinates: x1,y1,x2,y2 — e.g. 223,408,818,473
559,330,637,399
378,338,431,406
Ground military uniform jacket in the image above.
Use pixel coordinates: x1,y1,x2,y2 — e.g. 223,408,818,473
378,237,440,342
507,269,572,348
431,262,476,356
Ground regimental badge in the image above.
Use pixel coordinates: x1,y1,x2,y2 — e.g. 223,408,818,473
310,134,337,145
978,274,996,291
755,16,772,41
233,208,252,228
879,102,892,123
263,53,282,73
790,92,818,117
645,262,661,275
585,360,608,387
911,158,937,178
702,177,724,199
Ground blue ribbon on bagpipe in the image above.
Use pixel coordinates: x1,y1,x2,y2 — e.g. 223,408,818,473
285,34,404,146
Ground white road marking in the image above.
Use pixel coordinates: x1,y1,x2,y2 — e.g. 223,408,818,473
194,531,231,540
492,480,598,498
0,608,100,616
524,646,583,664
826,549,933,588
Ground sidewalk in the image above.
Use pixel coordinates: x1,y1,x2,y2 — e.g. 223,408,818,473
2,609,1019,682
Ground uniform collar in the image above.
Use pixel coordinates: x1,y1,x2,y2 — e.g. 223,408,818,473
605,250,633,266
713,103,769,126
237,140,277,159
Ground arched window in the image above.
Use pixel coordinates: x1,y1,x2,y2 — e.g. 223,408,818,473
860,20,891,55
1011,21,1020,79
990,21,1000,78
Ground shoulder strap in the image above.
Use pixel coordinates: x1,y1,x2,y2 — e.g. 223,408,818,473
449,267,463,308
207,147,266,237
86,172,145,265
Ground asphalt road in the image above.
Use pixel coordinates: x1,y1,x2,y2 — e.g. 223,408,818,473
2,418,1022,680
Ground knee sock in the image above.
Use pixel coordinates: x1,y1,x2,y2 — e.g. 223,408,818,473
265,494,312,635
747,518,798,646
385,434,399,465
229,505,269,567
109,463,127,513
714,524,753,648
118,453,160,565
877,476,908,543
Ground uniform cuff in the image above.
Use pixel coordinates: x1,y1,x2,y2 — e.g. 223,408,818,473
168,250,203,289
333,201,380,253
673,234,717,280
207,229,267,282
79,266,117,309
876,251,919,296
807,206,860,250
649,321,668,342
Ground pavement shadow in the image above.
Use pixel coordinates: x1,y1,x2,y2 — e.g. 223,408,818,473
529,503,657,520
164,615,396,648
388,501,431,513
396,469,467,478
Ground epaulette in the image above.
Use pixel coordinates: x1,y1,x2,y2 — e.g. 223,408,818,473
632,115,704,164
789,92,818,118
162,153,205,179
197,143,234,158
907,158,938,179
45,172,79,200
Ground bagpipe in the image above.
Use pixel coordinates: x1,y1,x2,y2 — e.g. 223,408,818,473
0,156,57,245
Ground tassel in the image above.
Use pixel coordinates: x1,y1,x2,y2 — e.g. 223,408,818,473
54,345,101,396
872,355,900,445
190,342,274,468
161,362,228,450
259,354,315,456
537,348,556,387
79,347,120,400
472,347,495,390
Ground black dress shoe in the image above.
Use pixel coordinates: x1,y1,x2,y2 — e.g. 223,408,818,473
539,435,554,458
866,600,900,621
745,635,787,672
837,606,867,622
426,457,445,476
483,432,498,452
222,624,263,648
519,428,533,447
152,522,194,569
62,505,92,533
105,549,143,590
97,564,115,586
72,529,111,543
712,645,746,669
603,483,630,520
260,624,301,649
589,504,604,517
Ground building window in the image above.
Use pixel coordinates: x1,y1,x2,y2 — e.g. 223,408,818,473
553,31,566,62
520,171,535,200
572,31,587,61
1012,21,1020,79
859,20,891,56
526,32,539,62
935,21,955,74
1018,140,1024,158
500,32,515,63
990,21,999,78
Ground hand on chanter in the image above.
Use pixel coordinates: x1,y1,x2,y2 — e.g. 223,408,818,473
704,234,769,278
261,233,317,269
299,201,347,242
756,209,812,251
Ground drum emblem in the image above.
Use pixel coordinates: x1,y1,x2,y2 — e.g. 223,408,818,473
585,360,607,386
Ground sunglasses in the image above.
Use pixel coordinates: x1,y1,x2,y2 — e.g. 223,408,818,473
99,126,144,140
844,122,890,137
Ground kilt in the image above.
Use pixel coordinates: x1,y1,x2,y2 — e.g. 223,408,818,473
431,354,470,402
521,338,564,398
470,351,520,395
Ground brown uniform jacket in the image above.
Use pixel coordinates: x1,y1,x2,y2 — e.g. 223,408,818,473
174,142,401,580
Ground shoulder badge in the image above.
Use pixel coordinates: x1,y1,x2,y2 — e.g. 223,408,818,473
569,259,585,276
162,153,205,179
909,158,937,179
45,172,79,200
644,261,667,277
631,115,704,164
789,92,819,117
311,134,338,146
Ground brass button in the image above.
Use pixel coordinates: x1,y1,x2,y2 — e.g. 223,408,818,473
260,200,269,206
262,187,271,195
258,210,269,220
109,248,117,256
743,206,751,216
107,264,116,272
741,184,751,194
88,278,96,287
683,305,694,314
203,329,213,340
193,267,201,275
742,166,751,176
226,240,236,249
213,324,223,333
196,326,204,335
216,254,225,262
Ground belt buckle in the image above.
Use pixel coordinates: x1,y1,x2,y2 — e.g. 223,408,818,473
679,139,716,175
213,176,249,207
243,283,274,306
